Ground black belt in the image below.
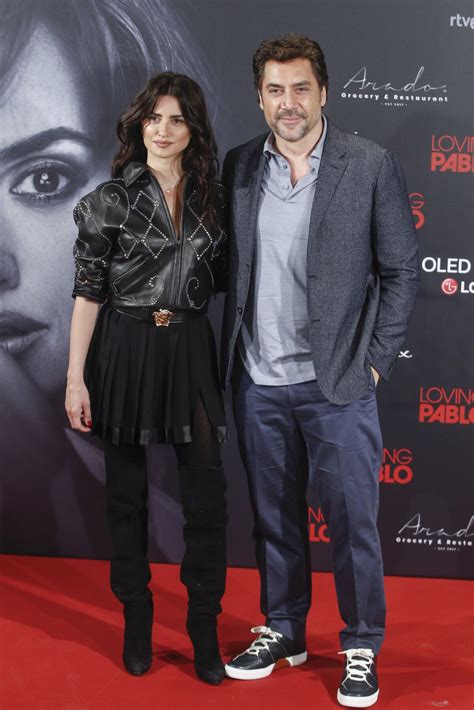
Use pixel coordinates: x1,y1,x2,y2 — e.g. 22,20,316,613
113,306,205,326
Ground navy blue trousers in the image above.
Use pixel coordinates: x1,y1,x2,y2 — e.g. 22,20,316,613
232,367,386,653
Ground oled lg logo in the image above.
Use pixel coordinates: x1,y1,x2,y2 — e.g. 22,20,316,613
309,507,329,543
409,193,425,230
419,387,474,424
431,134,474,172
341,66,448,108
380,448,414,485
449,14,474,29
421,257,474,295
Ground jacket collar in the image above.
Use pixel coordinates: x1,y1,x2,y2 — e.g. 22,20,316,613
121,162,198,197
319,116,347,162
306,117,349,242
122,161,150,187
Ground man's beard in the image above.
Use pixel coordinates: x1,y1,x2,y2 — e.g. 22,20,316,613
272,109,311,142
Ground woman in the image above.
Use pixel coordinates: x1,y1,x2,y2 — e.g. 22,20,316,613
0,0,212,559
65,72,228,684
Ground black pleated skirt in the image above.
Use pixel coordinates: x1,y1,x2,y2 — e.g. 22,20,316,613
85,304,227,446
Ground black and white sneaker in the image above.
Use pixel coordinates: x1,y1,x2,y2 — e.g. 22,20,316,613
337,649,379,707
225,626,307,680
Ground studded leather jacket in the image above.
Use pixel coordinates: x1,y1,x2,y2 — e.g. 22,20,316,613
72,162,227,311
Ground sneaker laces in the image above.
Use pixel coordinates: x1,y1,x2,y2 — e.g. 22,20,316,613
339,648,375,686
235,626,283,659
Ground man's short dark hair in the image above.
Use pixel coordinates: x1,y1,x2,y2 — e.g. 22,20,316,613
253,33,329,94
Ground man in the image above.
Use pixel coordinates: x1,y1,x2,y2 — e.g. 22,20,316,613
221,34,419,707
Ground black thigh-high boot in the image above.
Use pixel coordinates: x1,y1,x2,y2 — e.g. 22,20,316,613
178,464,228,685
104,441,153,676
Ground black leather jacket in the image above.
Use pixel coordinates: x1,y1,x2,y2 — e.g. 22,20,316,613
72,162,227,311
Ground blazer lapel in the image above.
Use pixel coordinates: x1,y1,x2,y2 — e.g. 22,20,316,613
234,139,266,261
308,120,348,240
246,153,266,241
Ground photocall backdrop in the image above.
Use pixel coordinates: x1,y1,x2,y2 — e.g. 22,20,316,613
1,0,472,580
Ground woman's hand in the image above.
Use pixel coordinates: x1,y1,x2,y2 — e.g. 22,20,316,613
65,296,101,432
65,378,92,432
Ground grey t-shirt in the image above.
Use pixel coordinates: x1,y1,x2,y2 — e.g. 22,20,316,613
239,117,327,385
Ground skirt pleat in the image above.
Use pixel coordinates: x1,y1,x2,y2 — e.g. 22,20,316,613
84,304,227,446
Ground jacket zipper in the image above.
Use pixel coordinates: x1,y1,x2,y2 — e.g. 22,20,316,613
149,173,184,308
174,186,187,307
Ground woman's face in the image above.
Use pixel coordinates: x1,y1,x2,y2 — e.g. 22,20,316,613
142,95,191,168
0,26,108,396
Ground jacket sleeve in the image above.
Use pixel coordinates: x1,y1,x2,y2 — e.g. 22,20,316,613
367,150,420,380
72,191,117,303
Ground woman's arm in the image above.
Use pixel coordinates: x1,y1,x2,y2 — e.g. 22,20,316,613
72,190,117,303
65,296,100,432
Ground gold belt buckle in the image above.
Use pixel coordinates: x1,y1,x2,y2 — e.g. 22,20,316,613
152,309,174,327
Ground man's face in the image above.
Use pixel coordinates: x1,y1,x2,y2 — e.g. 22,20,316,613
258,58,326,143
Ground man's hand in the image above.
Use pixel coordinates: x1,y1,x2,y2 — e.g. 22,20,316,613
370,367,380,386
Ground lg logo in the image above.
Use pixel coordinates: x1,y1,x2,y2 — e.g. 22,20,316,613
441,278,458,296
440,278,474,296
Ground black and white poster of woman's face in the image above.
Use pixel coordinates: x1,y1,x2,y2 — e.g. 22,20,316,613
2,24,108,394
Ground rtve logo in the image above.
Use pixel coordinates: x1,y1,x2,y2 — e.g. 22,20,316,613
449,14,474,29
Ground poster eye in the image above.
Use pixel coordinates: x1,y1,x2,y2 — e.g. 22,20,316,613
10,163,75,204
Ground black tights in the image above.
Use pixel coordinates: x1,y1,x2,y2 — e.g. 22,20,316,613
173,398,221,468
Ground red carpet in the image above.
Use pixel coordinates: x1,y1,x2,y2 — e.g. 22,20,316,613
0,556,472,709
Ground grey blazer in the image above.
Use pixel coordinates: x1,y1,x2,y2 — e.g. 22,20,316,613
221,118,420,405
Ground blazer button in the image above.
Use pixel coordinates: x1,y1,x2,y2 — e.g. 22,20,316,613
237,307,243,315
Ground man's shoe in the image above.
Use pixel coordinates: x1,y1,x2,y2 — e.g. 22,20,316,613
225,626,307,680
122,600,153,676
337,649,379,707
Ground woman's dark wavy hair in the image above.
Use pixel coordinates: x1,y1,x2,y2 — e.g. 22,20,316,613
113,72,218,215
